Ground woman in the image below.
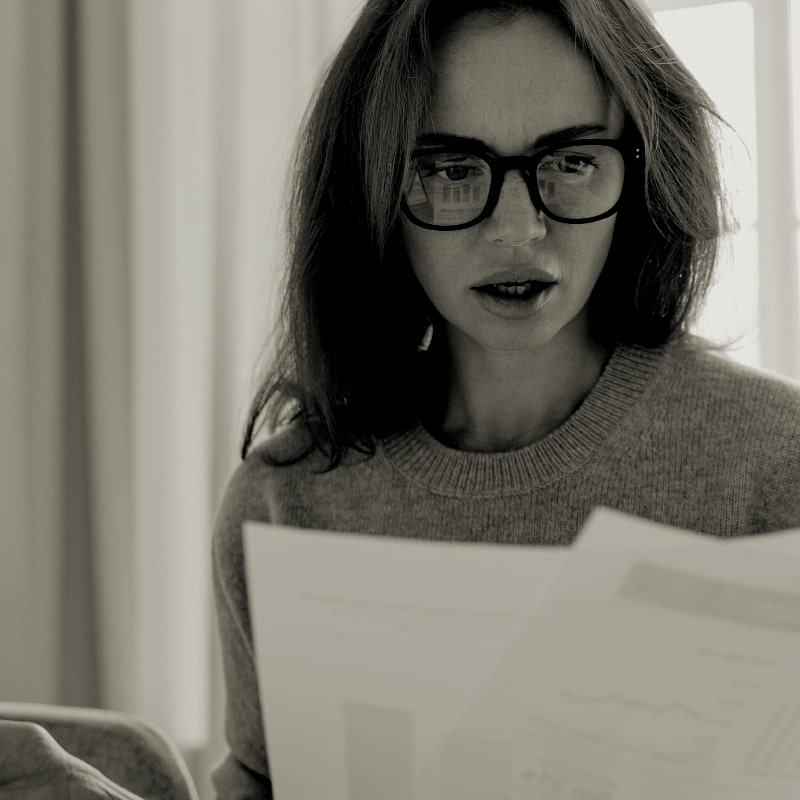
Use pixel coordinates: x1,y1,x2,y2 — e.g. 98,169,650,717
212,0,800,796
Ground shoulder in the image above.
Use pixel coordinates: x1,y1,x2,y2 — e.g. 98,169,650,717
653,337,800,452
253,417,318,466
652,337,800,528
212,421,318,566
658,337,800,422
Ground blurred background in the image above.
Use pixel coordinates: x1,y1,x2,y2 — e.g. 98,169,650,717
1,0,798,797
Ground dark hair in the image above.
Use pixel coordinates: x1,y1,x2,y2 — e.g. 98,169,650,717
242,0,729,463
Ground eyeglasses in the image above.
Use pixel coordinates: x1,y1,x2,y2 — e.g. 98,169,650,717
401,139,640,230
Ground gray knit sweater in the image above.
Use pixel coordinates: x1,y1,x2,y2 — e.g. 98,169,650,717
211,339,800,799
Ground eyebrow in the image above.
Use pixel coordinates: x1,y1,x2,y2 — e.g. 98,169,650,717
416,124,610,152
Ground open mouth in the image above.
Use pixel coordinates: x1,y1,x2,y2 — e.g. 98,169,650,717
475,280,555,300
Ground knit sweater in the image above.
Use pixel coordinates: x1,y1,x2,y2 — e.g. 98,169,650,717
211,339,800,799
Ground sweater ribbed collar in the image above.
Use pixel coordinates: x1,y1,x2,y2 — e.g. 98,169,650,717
381,343,662,497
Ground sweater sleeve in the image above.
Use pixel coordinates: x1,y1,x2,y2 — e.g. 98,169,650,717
211,456,274,800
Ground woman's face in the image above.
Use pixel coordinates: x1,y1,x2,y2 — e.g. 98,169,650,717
400,12,625,357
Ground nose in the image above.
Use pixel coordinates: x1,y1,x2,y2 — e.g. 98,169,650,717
482,170,546,246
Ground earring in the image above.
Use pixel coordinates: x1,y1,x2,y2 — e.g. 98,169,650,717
418,322,433,353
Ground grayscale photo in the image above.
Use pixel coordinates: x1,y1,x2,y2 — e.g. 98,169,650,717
3,1,799,799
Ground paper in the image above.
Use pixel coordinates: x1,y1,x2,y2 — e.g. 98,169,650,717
243,509,800,800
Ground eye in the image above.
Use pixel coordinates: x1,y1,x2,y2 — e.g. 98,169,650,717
540,150,600,177
415,153,488,182
440,164,473,181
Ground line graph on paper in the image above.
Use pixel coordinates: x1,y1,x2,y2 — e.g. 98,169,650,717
525,676,750,764
744,704,800,778
544,689,726,768
522,707,718,769
560,690,732,727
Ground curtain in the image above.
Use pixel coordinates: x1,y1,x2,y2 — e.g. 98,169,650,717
1,1,364,797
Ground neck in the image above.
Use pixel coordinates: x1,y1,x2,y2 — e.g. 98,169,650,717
429,323,610,452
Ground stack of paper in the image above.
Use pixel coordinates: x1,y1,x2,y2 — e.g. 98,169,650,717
244,509,800,800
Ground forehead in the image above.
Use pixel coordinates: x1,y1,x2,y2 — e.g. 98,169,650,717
428,12,623,154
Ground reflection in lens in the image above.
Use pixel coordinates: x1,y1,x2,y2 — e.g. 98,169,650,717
431,183,485,226
537,146,624,220
406,156,489,226
405,172,434,221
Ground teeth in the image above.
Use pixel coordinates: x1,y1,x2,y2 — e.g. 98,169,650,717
496,282,532,296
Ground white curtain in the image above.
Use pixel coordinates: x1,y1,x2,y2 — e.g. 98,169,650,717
1,1,363,797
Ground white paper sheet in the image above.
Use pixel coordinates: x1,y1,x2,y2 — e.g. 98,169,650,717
243,510,800,800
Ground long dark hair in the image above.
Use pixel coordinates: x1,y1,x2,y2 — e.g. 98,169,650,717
242,0,729,463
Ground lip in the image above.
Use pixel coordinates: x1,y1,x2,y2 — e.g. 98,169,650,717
471,268,558,289
472,281,556,320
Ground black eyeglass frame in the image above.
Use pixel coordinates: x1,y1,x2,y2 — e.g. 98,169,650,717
400,138,642,231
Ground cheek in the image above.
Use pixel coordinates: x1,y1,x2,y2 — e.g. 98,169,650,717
564,218,617,279
597,217,618,255
400,221,460,293
399,219,424,277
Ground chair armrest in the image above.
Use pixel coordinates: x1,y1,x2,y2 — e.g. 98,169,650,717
0,703,198,800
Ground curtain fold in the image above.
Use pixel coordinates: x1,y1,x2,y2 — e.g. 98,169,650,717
76,0,134,716
127,0,217,749
3,3,365,795
2,0,70,705
61,0,100,708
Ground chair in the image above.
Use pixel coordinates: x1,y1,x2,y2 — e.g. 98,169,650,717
0,702,199,800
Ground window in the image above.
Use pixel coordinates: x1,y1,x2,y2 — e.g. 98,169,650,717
646,0,800,378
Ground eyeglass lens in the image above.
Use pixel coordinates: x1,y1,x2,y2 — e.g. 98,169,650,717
404,144,625,227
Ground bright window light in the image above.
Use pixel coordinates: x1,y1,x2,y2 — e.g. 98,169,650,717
793,0,800,323
655,2,760,367
794,0,800,214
